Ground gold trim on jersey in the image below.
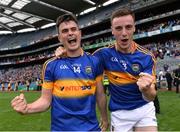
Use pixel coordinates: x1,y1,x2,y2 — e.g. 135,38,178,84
53,79,96,98
42,82,53,89
136,44,157,78
105,71,139,85
42,57,57,82
96,75,103,82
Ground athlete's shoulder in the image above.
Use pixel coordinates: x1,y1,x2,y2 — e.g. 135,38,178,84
136,44,151,55
93,45,115,55
43,57,59,68
84,51,100,62
136,43,155,57
135,43,156,64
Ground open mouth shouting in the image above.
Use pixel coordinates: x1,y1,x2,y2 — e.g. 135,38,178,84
121,38,128,43
68,37,77,45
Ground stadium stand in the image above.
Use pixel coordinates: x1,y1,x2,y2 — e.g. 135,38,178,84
0,0,179,91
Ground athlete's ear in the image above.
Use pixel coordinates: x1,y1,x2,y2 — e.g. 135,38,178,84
58,33,62,43
111,26,114,35
133,26,136,33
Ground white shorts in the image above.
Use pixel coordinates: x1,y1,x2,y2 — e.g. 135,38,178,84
111,102,157,132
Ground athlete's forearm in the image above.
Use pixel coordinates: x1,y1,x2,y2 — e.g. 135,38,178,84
142,83,157,101
96,81,108,121
97,93,108,121
26,97,51,114
25,89,52,114
96,92,109,131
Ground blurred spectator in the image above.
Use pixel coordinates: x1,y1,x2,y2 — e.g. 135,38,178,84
26,80,30,91
36,78,42,91
163,64,169,72
14,81,19,91
158,70,165,88
173,64,180,93
165,70,173,91
0,65,42,89
7,81,12,91
1,82,5,91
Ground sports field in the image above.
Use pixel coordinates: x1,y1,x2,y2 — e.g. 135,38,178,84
0,90,180,131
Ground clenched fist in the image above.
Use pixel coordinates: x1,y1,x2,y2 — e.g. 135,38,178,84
11,93,28,114
137,72,156,101
137,72,155,92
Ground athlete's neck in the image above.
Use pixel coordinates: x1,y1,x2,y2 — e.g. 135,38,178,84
115,41,135,54
115,44,131,54
66,48,83,57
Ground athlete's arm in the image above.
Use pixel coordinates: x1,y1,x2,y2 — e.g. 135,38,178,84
137,72,157,101
26,88,52,113
11,88,52,114
96,81,109,131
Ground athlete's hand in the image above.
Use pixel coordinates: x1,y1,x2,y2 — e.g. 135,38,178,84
11,93,28,114
137,72,155,93
99,118,109,131
55,46,66,58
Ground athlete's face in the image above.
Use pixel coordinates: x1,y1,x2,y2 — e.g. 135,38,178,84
58,20,81,52
111,15,135,53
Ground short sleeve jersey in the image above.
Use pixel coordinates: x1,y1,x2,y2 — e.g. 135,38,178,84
42,51,103,131
94,41,156,111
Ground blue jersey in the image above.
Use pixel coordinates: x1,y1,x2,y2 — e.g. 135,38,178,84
94,41,156,111
42,51,103,131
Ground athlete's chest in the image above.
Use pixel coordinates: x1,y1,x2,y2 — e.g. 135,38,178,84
52,58,97,98
54,58,95,79
104,51,144,75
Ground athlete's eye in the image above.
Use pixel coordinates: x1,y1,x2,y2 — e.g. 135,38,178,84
115,26,122,31
61,29,68,33
126,25,133,30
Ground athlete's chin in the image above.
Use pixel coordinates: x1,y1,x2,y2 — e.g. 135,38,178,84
118,43,129,48
68,46,80,51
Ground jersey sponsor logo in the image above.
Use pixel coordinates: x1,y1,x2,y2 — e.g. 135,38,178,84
81,86,91,90
60,64,69,69
85,66,92,74
60,86,91,91
132,64,140,72
60,86,65,91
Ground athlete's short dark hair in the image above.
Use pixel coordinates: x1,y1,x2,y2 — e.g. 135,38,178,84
56,13,78,34
111,8,135,24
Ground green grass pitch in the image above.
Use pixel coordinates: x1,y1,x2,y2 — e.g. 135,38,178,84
0,91,180,131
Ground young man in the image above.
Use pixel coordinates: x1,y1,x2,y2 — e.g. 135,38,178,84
96,8,157,131
11,14,108,131
55,8,157,132
173,64,180,93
